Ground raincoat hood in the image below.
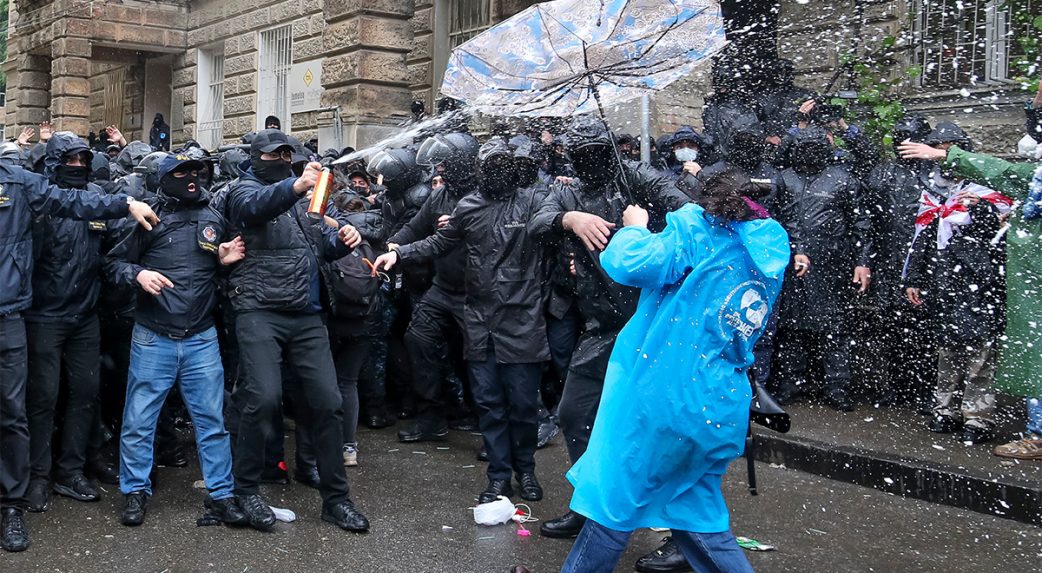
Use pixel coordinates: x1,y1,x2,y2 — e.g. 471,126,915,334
925,121,973,151
115,141,154,174
43,132,92,182
789,127,833,174
669,125,708,150
0,142,24,166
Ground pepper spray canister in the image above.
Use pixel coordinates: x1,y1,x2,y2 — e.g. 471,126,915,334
307,167,334,220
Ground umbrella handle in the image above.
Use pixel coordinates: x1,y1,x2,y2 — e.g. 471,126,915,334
588,79,637,206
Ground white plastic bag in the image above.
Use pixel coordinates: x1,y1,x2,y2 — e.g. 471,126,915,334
472,496,516,526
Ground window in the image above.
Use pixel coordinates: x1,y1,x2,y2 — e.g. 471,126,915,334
258,25,292,130
449,0,492,49
913,0,1033,88
196,46,225,149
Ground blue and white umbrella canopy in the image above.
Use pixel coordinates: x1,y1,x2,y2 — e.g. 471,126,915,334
441,0,727,117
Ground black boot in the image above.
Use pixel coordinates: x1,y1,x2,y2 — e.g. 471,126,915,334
321,500,370,532
824,389,855,412
635,537,693,573
516,473,543,502
478,478,514,504
397,418,448,443
26,479,50,513
86,456,120,485
156,447,188,468
0,508,30,552
120,492,149,526
259,462,290,485
539,511,586,539
293,465,321,490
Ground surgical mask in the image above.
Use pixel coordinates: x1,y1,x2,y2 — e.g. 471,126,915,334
54,165,90,189
673,148,699,163
254,158,293,184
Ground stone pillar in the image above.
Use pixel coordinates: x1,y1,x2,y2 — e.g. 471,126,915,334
9,54,54,128
50,34,94,136
321,0,416,148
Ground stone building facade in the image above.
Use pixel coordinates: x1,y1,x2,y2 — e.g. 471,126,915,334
2,1,1037,153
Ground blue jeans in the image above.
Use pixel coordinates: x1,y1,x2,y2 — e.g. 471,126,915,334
562,519,755,573
1028,397,1042,436
120,325,234,500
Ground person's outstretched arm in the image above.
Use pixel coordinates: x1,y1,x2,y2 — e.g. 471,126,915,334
599,204,688,289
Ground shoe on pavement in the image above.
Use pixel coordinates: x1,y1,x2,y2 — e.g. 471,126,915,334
121,492,149,526
516,473,543,502
635,536,693,573
86,457,120,485
321,500,370,532
343,444,358,467
476,447,489,462
397,419,449,443
366,413,394,429
26,479,50,513
824,389,855,412
927,414,961,434
156,448,188,468
1,508,30,552
478,478,514,504
539,510,586,539
537,420,560,449
993,435,1042,460
206,497,249,526
959,424,995,445
236,493,276,531
293,465,321,490
53,474,100,502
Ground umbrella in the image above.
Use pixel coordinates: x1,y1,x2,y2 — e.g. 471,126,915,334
440,0,727,118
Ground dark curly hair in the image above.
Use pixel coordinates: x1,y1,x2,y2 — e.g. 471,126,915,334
697,166,760,222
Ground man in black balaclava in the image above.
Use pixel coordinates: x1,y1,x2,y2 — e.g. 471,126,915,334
863,116,937,408
529,114,689,540
24,133,113,513
374,137,551,505
703,57,765,162
772,126,874,412
264,115,282,131
759,58,816,146
387,132,480,443
225,128,370,534
149,113,170,151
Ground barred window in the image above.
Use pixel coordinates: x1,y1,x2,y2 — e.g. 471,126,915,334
913,0,1034,88
449,0,492,49
196,46,225,150
258,25,293,130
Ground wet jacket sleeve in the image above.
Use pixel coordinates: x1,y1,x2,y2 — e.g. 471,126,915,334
945,147,1038,201
838,126,880,180
226,177,300,226
1026,101,1042,143
389,189,437,245
528,185,570,242
902,222,932,290
632,163,691,216
23,170,131,220
396,206,466,262
104,219,147,289
848,178,875,268
600,212,688,289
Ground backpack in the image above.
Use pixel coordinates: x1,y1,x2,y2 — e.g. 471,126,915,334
331,240,381,318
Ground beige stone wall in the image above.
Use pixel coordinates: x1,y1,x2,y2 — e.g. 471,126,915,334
174,0,324,146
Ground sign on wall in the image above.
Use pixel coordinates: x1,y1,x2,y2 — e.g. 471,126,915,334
290,59,324,113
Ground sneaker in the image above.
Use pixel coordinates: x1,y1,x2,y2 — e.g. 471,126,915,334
959,423,995,445
536,420,560,449
321,500,370,532
927,414,961,434
53,474,100,502
26,479,50,513
993,435,1042,460
0,508,30,552
342,444,358,467
236,493,276,531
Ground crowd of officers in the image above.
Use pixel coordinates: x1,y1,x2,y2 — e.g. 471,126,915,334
0,57,1032,571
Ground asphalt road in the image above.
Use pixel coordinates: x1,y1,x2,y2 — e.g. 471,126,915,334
2,424,1038,573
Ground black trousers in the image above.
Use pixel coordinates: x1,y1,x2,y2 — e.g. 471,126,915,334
233,311,349,506
468,346,541,481
557,329,620,464
772,325,853,396
544,307,582,411
332,330,369,446
26,315,100,481
403,286,467,423
0,314,30,509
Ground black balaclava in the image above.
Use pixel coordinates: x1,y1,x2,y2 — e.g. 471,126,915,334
55,164,90,189
731,132,765,171
570,143,617,188
482,157,517,199
161,171,203,204
265,115,282,130
253,148,294,183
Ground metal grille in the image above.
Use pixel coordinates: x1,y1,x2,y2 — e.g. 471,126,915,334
913,0,1031,88
258,25,293,130
197,48,225,149
449,0,492,49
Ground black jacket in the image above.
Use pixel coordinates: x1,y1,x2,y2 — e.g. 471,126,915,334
397,186,551,363
759,84,815,138
529,161,690,334
864,158,934,308
0,164,131,316
775,161,873,330
224,170,350,313
105,193,228,338
389,182,474,295
702,93,764,162
904,199,1006,348
377,180,433,293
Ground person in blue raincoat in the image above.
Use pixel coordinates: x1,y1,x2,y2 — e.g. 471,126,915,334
560,167,790,573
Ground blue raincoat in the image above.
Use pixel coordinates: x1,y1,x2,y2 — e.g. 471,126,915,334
567,203,789,533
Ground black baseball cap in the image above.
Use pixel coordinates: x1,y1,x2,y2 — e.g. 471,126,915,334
250,129,294,155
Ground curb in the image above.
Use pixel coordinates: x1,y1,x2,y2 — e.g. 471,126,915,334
752,432,1042,527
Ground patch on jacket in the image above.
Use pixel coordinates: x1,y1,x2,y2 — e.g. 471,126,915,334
198,224,219,253
718,281,769,340
88,221,107,231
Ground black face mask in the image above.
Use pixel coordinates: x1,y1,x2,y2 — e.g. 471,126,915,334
792,143,832,174
571,145,617,188
482,160,518,199
731,137,764,170
254,158,293,183
515,159,540,188
162,174,202,203
55,165,90,189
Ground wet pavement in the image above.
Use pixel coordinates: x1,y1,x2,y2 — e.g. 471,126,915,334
2,424,1038,572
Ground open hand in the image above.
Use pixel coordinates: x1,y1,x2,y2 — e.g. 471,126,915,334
372,250,399,273
128,200,160,231
136,270,173,295
17,127,35,146
562,211,616,251
898,140,946,162
219,236,245,265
